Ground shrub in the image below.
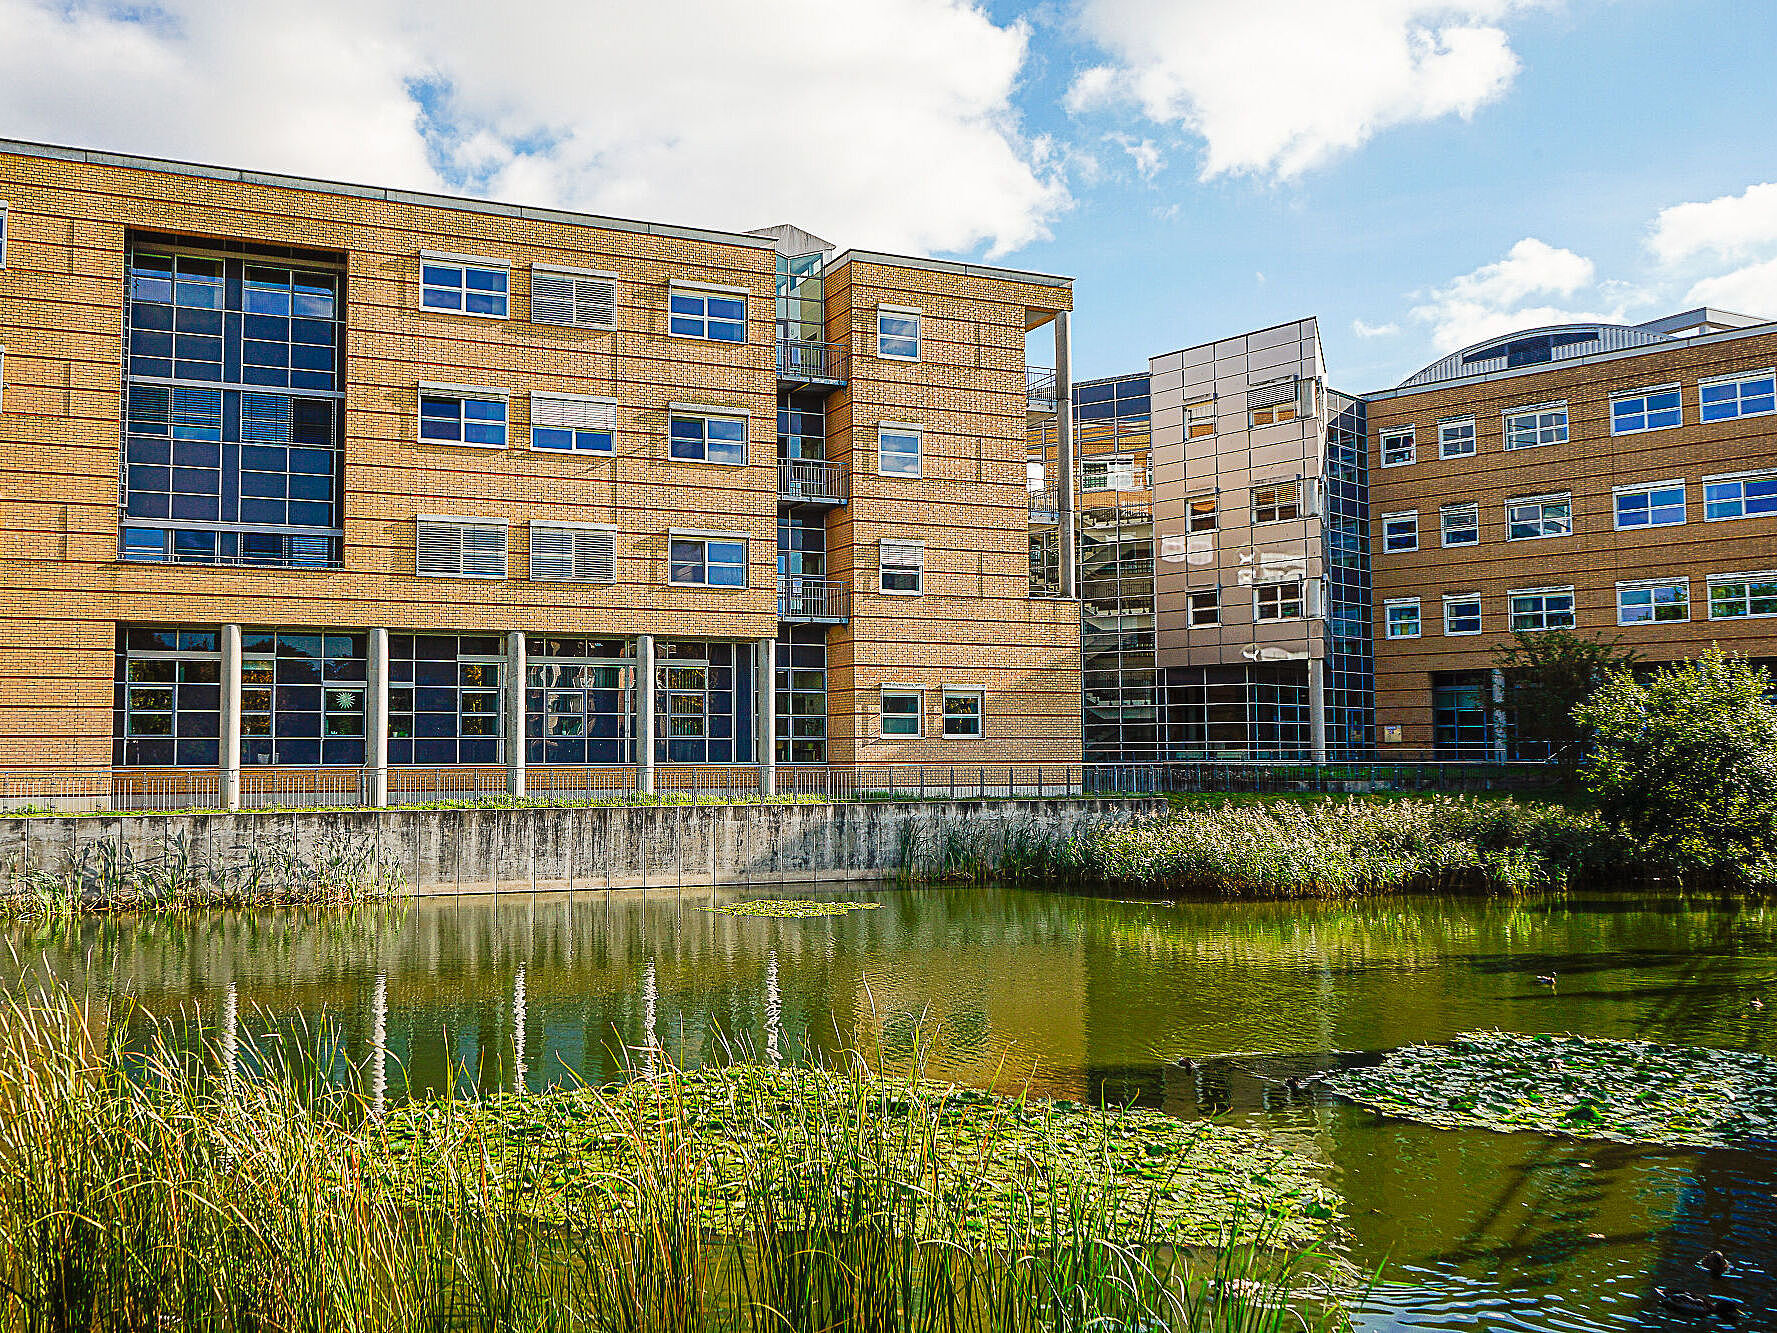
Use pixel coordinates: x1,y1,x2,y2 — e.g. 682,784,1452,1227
1575,647,1777,882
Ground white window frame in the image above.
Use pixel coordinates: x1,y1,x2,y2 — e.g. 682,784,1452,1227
1185,398,1216,439
1612,479,1686,530
1616,577,1690,627
1437,416,1476,459
877,422,923,478
418,382,509,450
1699,368,1777,423
528,521,617,584
1186,494,1217,532
667,279,748,343
1610,383,1683,435
1253,580,1304,622
529,263,618,330
668,403,750,467
1082,454,1138,492
667,528,750,589
1707,571,1777,620
880,685,923,738
1502,401,1569,451
420,250,510,319
877,305,922,361
1702,466,1777,522
1381,510,1419,553
1508,585,1577,633
1440,502,1479,547
1251,481,1300,524
880,539,925,595
416,515,509,580
941,687,984,739
1186,588,1220,627
1442,593,1482,637
1384,597,1422,640
529,392,617,454
1379,427,1415,468
1506,491,1573,541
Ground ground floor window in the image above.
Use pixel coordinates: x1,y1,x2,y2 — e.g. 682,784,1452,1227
242,631,366,767
656,641,752,764
526,637,634,765
389,635,503,766
1432,672,1491,755
113,627,221,767
942,689,984,738
776,626,827,764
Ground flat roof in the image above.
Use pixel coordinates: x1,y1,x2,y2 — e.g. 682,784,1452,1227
830,247,1071,289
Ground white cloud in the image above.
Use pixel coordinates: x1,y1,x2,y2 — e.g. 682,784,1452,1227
1409,238,1612,351
1686,258,1777,316
0,0,1066,258
1352,319,1401,338
1067,0,1544,180
1110,134,1164,180
1649,181,1777,265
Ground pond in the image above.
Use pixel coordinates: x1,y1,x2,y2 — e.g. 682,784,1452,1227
6,884,1775,1332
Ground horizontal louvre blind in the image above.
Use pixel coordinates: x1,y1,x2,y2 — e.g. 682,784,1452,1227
531,524,615,582
532,395,617,431
417,520,506,578
881,541,923,574
1246,378,1298,410
531,268,617,329
241,393,292,443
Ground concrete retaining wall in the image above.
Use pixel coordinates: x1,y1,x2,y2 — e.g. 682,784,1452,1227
0,798,1163,895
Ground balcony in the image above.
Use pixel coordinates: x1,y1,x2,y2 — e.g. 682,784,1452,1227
777,338,847,391
779,574,850,624
1026,366,1059,414
778,457,848,507
1028,484,1059,526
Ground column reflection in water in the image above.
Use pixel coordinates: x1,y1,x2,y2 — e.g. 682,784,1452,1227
765,949,781,1064
641,959,659,1077
219,981,238,1088
371,971,388,1116
513,965,527,1094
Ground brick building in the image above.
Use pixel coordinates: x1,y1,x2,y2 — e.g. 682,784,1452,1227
1366,309,1777,755
0,139,1081,805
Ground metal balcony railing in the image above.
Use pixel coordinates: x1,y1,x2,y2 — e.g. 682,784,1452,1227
777,338,847,387
1027,366,1059,412
1028,484,1060,525
778,575,850,623
778,458,848,506
118,532,344,570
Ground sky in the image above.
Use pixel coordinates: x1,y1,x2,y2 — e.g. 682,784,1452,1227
4,0,1777,390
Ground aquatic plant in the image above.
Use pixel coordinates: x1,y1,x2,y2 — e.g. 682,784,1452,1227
705,898,884,918
0,985,1356,1333
1040,796,1620,898
1321,1030,1777,1147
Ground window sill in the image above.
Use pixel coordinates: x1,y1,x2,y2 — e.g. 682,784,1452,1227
666,332,749,347
419,438,509,451
669,456,751,467
419,308,510,322
415,572,508,580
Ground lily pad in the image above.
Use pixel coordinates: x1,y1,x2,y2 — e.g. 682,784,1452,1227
1321,1030,1777,1148
705,899,883,918
372,1063,1340,1246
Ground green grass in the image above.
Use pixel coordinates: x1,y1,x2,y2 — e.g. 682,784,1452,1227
0,987,1361,1333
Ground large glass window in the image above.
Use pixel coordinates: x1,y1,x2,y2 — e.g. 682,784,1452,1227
1508,587,1576,632
1507,494,1572,540
1703,470,1777,521
1503,405,1568,450
670,536,748,587
1618,580,1688,625
526,637,633,765
1700,371,1776,422
240,631,366,767
421,256,509,318
113,627,221,767
1615,483,1686,528
1433,673,1490,753
669,289,747,342
389,635,503,766
656,641,748,763
670,414,748,465
1708,574,1777,620
1611,387,1682,434
776,626,827,765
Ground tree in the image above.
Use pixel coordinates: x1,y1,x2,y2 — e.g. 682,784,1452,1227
1574,647,1777,881
1493,629,1639,768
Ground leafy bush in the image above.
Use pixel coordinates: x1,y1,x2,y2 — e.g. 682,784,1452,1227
1575,647,1777,882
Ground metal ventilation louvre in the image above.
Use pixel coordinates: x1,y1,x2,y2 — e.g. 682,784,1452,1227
416,518,507,578
530,265,617,329
529,523,616,583
1246,378,1299,410
531,394,617,432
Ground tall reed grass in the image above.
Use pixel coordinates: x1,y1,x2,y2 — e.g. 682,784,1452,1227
0,988,1357,1333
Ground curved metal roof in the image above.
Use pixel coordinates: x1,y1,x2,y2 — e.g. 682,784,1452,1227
1399,322,1672,389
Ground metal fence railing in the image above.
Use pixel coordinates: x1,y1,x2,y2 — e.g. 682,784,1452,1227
776,338,847,385
0,759,1557,815
1026,367,1058,413
777,458,848,506
777,575,850,623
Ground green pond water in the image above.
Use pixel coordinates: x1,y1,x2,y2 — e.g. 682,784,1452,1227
5,884,1775,1332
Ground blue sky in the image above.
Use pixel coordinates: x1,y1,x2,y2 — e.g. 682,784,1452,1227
3,1,1775,392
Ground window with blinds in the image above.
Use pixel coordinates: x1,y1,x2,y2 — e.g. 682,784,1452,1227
880,540,924,594
529,522,616,582
416,518,507,579
530,265,617,329
530,393,617,452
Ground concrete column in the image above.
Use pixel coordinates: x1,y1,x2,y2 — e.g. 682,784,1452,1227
758,637,778,797
220,623,242,811
637,634,656,795
1490,667,1509,762
1055,310,1078,600
366,627,389,807
506,631,527,799
1307,658,1328,762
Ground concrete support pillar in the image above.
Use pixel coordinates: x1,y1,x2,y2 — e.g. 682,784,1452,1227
1308,658,1328,763
637,634,656,795
506,631,527,799
757,637,777,797
366,627,389,807
220,623,242,811
1055,310,1078,600
1490,667,1509,763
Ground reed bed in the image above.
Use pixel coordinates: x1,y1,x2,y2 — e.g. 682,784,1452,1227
1031,796,1620,898
0,988,1355,1333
